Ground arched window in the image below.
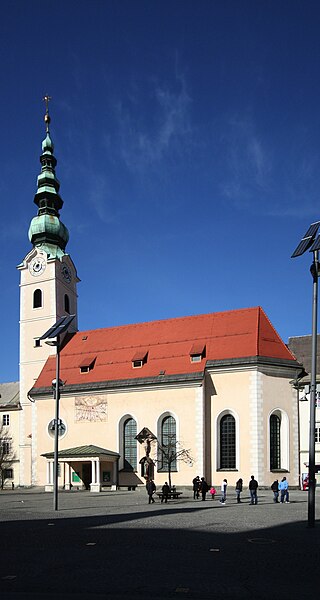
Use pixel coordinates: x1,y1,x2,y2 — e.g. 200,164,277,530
159,415,177,471
270,413,281,470
220,414,236,469
123,418,137,471
33,289,42,309
64,294,70,314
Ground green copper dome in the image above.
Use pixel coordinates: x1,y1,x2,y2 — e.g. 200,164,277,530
28,214,69,250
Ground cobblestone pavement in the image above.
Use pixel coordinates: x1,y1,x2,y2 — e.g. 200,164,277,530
0,488,319,599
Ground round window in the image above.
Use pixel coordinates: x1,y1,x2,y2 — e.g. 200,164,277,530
47,419,67,439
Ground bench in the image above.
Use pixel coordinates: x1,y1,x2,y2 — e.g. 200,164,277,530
156,491,183,500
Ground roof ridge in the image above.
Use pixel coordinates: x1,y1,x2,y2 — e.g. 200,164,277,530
75,306,261,336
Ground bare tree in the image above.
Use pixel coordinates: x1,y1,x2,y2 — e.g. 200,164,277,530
0,424,15,490
157,434,193,489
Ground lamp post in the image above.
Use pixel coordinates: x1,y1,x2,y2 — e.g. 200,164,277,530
308,252,318,527
40,314,75,511
292,222,320,527
45,337,61,511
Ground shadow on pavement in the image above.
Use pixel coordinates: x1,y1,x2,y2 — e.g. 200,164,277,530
0,506,318,600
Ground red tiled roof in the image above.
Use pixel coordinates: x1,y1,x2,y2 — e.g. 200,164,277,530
34,307,296,389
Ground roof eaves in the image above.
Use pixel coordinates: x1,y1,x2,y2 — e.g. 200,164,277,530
30,371,204,397
206,355,301,370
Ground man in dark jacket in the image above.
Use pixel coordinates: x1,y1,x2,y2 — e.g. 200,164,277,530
161,482,170,503
146,479,156,504
200,477,209,501
192,476,200,499
249,475,258,505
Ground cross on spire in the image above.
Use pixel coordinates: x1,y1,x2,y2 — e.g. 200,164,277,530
43,94,52,132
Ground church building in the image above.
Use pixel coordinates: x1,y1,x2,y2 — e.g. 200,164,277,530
8,104,304,491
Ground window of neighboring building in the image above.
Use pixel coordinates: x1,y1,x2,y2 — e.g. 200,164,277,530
123,418,137,471
270,414,281,469
33,289,42,309
315,425,320,443
3,468,13,479
159,415,177,471
2,414,10,426
64,294,70,314
1,439,11,455
220,414,236,469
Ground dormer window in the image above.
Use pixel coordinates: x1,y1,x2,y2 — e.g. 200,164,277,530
79,356,96,373
190,343,206,363
132,350,148,368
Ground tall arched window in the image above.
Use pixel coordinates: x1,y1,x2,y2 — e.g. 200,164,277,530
270,413,281,470
33,289,42,309
123,418,137,471
220,414,236,469
159,415,177,471
64,294,70,314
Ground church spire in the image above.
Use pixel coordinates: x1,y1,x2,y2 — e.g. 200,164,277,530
28,96,69,258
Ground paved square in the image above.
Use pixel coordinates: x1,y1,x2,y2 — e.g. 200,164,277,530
0,488,319,599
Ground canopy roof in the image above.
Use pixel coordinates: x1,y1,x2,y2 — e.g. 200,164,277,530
41,444,120,459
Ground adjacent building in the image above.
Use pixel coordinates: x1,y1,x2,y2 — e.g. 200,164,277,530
287,335,320,488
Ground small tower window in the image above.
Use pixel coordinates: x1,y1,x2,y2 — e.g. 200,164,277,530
64,294,70,314
33,289,42,309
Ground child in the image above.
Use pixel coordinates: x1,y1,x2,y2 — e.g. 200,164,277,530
209,486,216,499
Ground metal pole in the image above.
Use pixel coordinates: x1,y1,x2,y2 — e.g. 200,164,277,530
53,336,60,511
308,251,318,527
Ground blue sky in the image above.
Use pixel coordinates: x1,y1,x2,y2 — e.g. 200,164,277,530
1,0,320,382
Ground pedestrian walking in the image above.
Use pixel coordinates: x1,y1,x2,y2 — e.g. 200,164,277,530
220,478,227,504
235,478,243,503
146,479,156,504
279,477,290,503
271,479,279,503
161,481,170,503
192,475,200,499
249,475,258,505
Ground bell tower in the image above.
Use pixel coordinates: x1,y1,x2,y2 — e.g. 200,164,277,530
17,97,79,486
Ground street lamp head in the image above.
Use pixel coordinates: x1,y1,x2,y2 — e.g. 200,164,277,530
52,378,64,389
45,340,58,347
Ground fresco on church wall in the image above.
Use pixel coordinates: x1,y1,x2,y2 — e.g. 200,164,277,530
75,396,108,422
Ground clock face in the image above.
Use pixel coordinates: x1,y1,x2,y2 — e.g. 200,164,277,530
29,257,46,277
61,264,72,283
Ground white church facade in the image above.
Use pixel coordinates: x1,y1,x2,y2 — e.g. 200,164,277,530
1,104,304,491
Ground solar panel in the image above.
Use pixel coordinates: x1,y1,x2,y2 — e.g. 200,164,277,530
309,234,320,252
40,314,75,340
291,222,320,258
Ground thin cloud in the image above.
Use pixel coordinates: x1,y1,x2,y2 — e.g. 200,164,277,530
109,75,193,172
218,114,320,218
